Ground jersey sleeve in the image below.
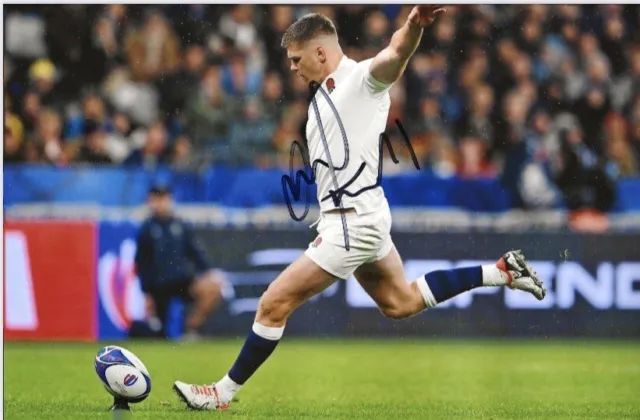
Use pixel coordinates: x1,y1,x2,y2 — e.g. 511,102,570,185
359,58,394,96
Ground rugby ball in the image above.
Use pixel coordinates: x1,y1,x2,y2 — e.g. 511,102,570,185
94,345,152,403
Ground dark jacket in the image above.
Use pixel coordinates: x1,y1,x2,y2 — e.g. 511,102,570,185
134,215,210,293
123,150,170,168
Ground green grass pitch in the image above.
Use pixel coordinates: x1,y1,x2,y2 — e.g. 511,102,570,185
4,339,640,419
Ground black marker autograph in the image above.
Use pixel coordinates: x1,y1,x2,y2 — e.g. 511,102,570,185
281,81,420,251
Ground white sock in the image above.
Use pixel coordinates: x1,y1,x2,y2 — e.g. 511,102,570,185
482,265,509,286
216,374,242,404
415,276,438,308
252,321,285,340
215,323,285,404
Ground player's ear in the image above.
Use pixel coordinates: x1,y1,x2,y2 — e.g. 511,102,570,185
316,46,326,63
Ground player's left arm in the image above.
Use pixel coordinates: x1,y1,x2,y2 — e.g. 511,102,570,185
368,5,445,87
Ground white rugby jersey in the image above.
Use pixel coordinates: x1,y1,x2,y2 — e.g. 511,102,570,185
306,55,393,216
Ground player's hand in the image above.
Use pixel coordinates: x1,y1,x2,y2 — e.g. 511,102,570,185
144,294,156,318
408,5,446,28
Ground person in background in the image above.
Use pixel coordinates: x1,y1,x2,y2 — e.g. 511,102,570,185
555,127,616,212
124,9,180,83
4,123,25,163
123,121,170,167
134,185,225,340
75,119,113,165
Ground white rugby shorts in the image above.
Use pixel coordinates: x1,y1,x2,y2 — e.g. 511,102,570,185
305,204,394,280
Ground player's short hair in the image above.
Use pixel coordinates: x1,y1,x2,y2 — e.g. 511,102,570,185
280,13,337,49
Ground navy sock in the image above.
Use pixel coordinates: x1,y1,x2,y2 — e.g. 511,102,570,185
227,329,281,385
424,266,483,303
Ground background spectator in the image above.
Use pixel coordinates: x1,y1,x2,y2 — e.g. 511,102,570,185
123,121,170,168
4,4,640,215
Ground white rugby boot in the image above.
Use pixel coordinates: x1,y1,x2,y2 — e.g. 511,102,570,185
496,249,546,300
173,380,230,411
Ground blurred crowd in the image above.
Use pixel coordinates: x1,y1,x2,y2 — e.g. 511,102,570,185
4,4,640,211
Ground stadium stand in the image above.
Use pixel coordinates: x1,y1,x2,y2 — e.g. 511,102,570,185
4,5,640,230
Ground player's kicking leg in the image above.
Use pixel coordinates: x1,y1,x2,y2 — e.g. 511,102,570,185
354,247,546,320
172,253,337,410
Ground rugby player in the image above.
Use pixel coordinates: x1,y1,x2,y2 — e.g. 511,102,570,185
173,6,546,410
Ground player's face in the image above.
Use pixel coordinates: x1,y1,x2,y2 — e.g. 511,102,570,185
148,194,173,217
287,43,323,84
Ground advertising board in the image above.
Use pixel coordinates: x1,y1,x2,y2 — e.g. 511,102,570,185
4,221,97,341
193,228,640,338
6,220,638,341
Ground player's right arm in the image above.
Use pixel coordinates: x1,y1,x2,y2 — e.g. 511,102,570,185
368,5,445,87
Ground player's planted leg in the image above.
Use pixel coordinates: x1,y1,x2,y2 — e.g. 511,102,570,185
173,254,336,410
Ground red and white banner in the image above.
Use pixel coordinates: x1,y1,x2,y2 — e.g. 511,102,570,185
4,220,97,341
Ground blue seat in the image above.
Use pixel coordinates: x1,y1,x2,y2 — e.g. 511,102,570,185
5,165,148,206
449,178,513,212
6,164,634,212
220,168,286,208
616,179,640,212
382,173,453,207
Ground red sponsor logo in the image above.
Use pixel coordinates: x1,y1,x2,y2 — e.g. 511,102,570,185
312,236,323,248
4,220,97,341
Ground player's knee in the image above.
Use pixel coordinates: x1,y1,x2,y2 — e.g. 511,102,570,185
380,303,413,320
192,280,213,299
195,271,224,293
256,289,294,325
205,280,221,297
